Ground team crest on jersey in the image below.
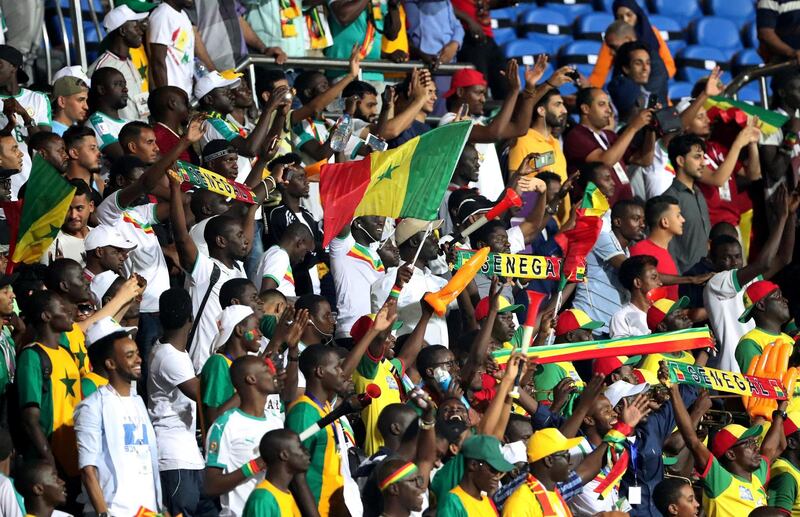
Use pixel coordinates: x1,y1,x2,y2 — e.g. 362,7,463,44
739,485,754,501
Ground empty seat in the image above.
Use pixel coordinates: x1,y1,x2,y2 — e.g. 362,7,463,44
649,14,687,55
733,48,763,73
736,82,764,104
690,17,743,56
575,12,614,40
676,45,731,83
540,1,594,21
649,0,700,23
559,40,601,76
596,0,649,13
707,0,755,27
518,8,572,53
668,81,694,102
503,39,555,85
490,7,519,45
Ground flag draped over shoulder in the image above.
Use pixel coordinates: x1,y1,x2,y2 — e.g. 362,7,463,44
554,181,608,283
10,155,75,266
319,121,472,247
704,95,789,136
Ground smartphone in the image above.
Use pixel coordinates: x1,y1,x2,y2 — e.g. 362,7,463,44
530,151,556,170
365,133,388,152
646,93,659,110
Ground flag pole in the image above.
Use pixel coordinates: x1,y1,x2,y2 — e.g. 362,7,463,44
410,222,433,266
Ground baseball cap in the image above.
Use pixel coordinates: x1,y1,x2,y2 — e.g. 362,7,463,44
103,5,149,33
0,45,28,84
526,427,583,463
461,435,515,472
194,70,241,100
114,0,158,12
711,423,762,458
210,305,254,352
90,271,121,306
85,316,136,346
443,69,487,98
633,367,659,385
593,356,632,378
555,309,603,337
474,295,524,321
52,76,89,98
53,65,91,87
783,412,800,436
739,280,780,323
350,313,404,342
0,274,16,290
84,225,137,252
604,380,650,408
395,218,443,246
647,296,690,331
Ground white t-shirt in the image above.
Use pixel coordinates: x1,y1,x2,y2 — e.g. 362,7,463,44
86,111,130,151
255,245,296,297
440,112,504,200
330,234,386,339
95,192,169,313
40,231,86,266
89,51,149,122
190,216,212,257
639,140,674,200
704,269,757,373
0,474,22,517
568,437,631,515
110,395,159,517
148,2,195,95
147,341,205,471
0,90,52,199
609,303,650,338
205,408,283,517
188,253,247,373
371,266,449,345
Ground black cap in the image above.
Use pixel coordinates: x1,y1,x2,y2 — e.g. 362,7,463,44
0,45,29,84
0,273,18,289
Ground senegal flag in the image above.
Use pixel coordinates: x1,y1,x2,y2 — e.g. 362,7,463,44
319,121,472,246
578,181,609,217
10,155,75,265
705,95,789,136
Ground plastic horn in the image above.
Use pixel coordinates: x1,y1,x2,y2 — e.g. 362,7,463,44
510,290,546,399
424,247,490,316
457,188,522,240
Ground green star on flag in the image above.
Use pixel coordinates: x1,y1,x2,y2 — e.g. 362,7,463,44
60,370,77,398
377,163,398,182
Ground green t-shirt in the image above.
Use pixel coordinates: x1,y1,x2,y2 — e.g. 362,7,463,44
430,453,464,503
201,354,234,408
533,361,584,415
0,327,14,396
323,1,387,82
701,455,769,517
768,472,797,512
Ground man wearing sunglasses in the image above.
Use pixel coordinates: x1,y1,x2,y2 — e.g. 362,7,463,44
671,382,787,517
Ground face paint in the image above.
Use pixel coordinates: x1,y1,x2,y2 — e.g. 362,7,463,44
244,329,257,341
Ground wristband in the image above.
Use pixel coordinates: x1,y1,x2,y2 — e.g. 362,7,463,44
241,459,263,478
419,419,434,430
389,285,402,299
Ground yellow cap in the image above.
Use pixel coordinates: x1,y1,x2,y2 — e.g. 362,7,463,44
527,427,583,463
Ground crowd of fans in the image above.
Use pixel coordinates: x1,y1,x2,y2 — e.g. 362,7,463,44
0,0,798,516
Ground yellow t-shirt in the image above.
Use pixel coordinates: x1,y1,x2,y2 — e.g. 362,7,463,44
438,485,498,516
701,455,768,517
61,323,90,376
507,128,569,223
735,327,794,374
352,352,403,455
243,479,301,517
502,480,572,517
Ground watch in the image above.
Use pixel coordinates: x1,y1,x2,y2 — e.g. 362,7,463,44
773,409,788,421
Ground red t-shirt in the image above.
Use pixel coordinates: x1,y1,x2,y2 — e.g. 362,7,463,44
563,124,633,206
450,0,493,37
697,140,752,227
153,122,197,164
629,238,679,300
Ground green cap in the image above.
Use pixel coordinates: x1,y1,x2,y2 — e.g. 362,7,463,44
114,0,157,12
460,435,514,473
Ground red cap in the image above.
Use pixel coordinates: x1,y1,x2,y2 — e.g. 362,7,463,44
739,280,780,323
710,424,762,458
555,309,603,336
443,69,488,98
474,295,524,321
593,356,627,377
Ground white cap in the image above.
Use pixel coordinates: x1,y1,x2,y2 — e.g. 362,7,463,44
395,218,444,246
675,97,693,114
210,305,254,353
604,380,650,408
90,271,120,307
84,225,137,252
194,71,241,101
103,5,149,33
53,65,91,87
85,316,137,347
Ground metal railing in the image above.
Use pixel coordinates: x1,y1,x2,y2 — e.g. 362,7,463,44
725,59,799,109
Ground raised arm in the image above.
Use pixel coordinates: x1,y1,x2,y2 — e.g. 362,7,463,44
584,108,653,168
698,124,761,188
467,60,520,143
459,277,501,387
670,382,711,470
341,303,397,379
290,46,362,125
168,170,198,271
478,354,526,439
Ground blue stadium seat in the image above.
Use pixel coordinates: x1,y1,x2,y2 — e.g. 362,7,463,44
668,81,693,102
575,12,614,41
559,40,601,76
736,82,764,104
649,0,700,23
518,8,572,53
540,2,594,21
649,15,687,55
733,49,763,73
503,39,555,85
676,45,730,83
595,0,649,13
690,17,743,58
47,0,107,63
707,0,755,27
743,21,759,48
491,7,519,45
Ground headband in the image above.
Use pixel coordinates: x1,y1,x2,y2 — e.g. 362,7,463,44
203,148,235,164
378,462,418,491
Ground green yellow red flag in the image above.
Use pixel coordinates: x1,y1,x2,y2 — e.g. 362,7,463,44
10,155,75,265
319,121,472,246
